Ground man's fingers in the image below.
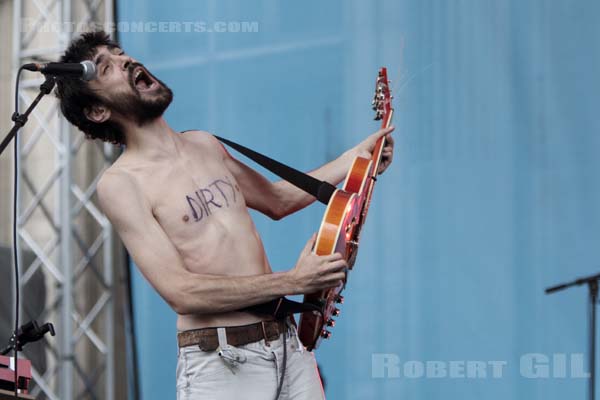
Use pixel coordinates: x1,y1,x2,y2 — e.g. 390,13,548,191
383,125,395,135
326,259,348,272
317,260,347,277
323,252,343,262
317,270,346,284
303,233,317,254
326,272,346,282
385,133,395,145
372,125,395,139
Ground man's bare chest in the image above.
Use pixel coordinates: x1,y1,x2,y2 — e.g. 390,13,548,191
137,156,244,234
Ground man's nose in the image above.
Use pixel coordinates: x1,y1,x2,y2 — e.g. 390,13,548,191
119,55,135,71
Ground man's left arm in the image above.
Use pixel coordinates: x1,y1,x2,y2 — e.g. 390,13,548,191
220,125,395,220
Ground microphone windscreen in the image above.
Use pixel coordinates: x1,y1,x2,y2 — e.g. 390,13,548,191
80,60,97,81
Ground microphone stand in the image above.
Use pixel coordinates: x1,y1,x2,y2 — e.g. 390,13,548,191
0,74,55,399
0,76,55,157
546,272,600,400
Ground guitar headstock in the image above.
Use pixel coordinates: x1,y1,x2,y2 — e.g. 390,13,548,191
371,67,393,127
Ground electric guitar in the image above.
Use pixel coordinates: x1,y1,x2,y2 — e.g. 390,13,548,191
298,68,394,350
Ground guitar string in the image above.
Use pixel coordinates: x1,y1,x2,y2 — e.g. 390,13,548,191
390,62,434,97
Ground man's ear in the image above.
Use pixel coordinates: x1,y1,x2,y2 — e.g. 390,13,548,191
84,104,111,123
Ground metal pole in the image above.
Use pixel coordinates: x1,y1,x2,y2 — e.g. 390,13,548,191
103,145,115,400
59,1,73,397
547,273,600,400
59,115,73,400
13,0,23,315
104,3,116,394
591,280,598,400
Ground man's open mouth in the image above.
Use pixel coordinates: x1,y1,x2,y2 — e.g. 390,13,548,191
132,66,157,92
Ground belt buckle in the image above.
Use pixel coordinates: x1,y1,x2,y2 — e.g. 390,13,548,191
260,321,271,347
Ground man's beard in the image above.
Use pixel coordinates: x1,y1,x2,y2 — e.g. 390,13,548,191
104,63,173,126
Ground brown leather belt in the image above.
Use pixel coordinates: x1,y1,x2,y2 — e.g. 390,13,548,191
177,320,287,351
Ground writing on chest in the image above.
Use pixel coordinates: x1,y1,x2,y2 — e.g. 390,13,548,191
183,176,239,222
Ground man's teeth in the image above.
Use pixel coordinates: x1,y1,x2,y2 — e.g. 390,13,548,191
132,68,156,90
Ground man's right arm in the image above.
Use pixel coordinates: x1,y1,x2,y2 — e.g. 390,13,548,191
97,170,346,315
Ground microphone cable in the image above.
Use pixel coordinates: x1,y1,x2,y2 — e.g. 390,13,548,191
274,321,287,400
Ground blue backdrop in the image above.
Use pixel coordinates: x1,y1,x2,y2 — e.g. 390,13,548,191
118,1,600,399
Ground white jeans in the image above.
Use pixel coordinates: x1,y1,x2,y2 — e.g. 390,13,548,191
176,322,325,400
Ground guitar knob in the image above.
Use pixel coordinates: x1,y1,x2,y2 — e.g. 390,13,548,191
335,295,344,304
326,319,335,327
321,330,332,339
332,308,341,317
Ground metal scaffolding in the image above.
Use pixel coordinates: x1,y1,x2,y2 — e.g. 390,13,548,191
12,0,116,398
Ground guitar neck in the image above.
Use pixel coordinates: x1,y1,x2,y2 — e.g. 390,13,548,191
371,108,394,176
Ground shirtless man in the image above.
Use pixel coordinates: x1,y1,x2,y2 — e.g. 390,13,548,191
55,31,394,399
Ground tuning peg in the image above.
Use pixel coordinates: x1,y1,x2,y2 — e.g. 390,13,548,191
332,308,341,317
326,319,336,327
321,330,332,339
335,295,344,304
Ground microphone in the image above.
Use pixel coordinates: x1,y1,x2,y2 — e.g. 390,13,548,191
22,60,97,81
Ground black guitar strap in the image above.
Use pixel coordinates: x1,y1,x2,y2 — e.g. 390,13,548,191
212,135,336,206
242,297,322,318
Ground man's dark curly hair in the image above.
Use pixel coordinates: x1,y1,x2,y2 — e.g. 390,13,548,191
55,31,125,145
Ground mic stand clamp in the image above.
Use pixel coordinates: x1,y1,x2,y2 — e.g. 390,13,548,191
1,320,55,356
0,75,56,157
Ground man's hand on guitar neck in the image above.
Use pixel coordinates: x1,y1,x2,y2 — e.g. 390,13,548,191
351,125,395,175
